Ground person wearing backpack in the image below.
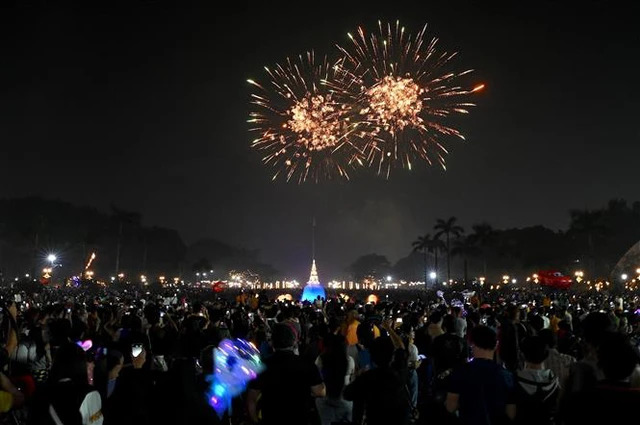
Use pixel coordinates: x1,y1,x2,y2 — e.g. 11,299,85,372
515,336,559,425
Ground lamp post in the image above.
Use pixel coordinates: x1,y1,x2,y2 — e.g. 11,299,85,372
46,254,57,283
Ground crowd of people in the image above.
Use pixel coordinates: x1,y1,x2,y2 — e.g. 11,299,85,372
0,284,638,425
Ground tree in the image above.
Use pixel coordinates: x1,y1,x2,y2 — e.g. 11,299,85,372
470,222,496,276
393,252,423,281
350,254,391,281
110,205,142,275
569,209,606,273
434,217,464,281
412,233,445,283
412,234,431,284
192,258,213,274
452,235,481,282
429,237,446,281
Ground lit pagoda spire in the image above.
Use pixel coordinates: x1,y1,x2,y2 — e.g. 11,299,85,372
308,259,320,284
301,218,326,302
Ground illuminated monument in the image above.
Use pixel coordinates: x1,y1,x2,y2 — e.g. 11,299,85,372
302,259,325,302
301,218,326,302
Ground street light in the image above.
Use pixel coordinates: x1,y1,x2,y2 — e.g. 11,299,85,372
386,275,392,282
429,271,437,280
621,273,628,281
47,254,57,265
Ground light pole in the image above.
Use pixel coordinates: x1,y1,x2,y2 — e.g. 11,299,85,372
47,254,57,283
429,271,437,289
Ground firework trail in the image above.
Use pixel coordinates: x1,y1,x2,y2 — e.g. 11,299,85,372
247,52,363,183
336,20,484,177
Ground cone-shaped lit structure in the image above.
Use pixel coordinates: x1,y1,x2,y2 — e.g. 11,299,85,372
308,260,319,284
301,259,325,302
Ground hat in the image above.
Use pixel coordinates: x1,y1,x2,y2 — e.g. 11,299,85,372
271,323,296,350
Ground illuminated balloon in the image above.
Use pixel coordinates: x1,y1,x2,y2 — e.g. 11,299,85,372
366,294,379,304
277,293,293,302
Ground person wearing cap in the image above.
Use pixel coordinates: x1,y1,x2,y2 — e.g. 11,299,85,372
247,323,325,425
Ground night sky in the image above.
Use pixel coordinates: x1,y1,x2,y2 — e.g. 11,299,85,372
1,1,638,280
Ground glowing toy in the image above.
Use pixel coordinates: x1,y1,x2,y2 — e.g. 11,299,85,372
206,338,264,418
77,340,93,351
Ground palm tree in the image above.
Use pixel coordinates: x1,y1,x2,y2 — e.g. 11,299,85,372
412,234,445,283
429,237,446,282
452,235,481,282
434,217,464,281
470,223,495,276
412,234,431,284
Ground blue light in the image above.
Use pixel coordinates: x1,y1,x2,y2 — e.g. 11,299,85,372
301,284,325,302
207,338,264,418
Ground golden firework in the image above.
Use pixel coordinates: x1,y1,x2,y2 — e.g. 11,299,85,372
248,52,363,183
337,20,483,177
363,76,424,134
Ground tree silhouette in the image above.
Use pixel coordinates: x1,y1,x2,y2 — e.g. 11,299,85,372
192,258,213,273
110,205,142,275
434,217,464,281
350,253,391,281
470,222,496,276
412,233,445,283
452,235,481,282
569,209,606,272
412,234,431,283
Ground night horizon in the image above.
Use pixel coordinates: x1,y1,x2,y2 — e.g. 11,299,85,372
1,4,640,424
1,1,639,280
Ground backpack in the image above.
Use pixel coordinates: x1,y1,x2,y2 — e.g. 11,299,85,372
515,373,559,424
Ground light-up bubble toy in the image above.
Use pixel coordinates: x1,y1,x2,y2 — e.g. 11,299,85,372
206,338,264,418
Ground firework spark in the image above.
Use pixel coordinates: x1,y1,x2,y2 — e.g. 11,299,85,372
337,20,483,177
248,52,363,183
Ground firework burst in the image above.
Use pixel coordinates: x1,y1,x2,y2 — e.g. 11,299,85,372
248,52,363,183
337,20,484,177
